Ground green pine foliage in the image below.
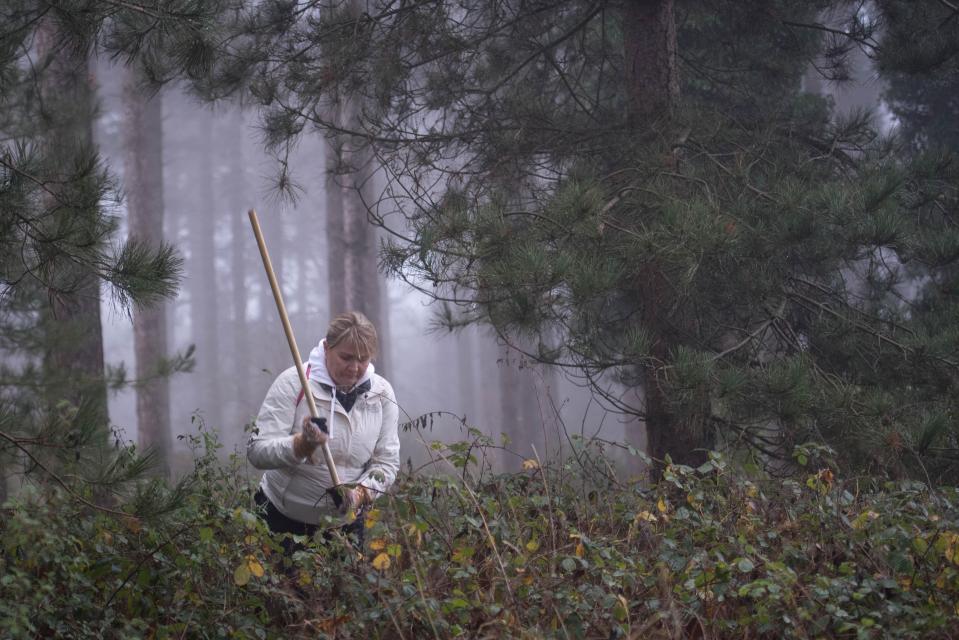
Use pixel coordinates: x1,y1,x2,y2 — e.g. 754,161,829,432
0,3,186,497
111,0,959,478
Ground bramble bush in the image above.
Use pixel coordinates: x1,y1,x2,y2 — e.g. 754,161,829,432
2,426,959,639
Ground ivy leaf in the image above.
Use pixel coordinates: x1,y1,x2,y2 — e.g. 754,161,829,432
452,546,474,563
233,564,251,586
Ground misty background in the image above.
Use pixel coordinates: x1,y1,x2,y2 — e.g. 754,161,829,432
92,42,886,477
94,60,617,476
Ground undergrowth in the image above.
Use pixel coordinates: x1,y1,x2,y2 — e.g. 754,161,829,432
2,427,959,639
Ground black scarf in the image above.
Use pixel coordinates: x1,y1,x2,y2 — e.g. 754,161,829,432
323,378,372,413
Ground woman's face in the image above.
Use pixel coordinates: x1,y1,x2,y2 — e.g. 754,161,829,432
324,339,371,388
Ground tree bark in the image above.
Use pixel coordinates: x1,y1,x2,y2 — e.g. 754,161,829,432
326,97,386,359
621,0,703,470
623,0,679,126
325,128,347,315
188,109,222,428
37,18,107,425
123,69,171,474
221,107,251,438
497,344,542,471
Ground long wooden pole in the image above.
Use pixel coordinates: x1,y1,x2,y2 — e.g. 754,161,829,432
248,209,341,486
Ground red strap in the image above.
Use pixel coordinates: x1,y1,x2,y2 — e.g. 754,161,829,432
295,364,311,408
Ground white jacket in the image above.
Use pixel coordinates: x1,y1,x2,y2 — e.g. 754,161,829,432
248,365,400,525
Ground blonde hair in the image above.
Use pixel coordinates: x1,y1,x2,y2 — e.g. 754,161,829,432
326,311,378,359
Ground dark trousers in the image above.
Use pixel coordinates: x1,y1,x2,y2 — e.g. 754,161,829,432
253,489,365,553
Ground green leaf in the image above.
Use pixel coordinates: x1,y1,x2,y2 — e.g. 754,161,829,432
199,527,213,542
737,558,755,573
233,564,251,586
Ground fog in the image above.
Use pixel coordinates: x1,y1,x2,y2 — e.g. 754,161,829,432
93,61,627,478
92,32,890,479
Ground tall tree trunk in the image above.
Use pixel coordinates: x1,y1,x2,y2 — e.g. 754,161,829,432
326,97,386,359
325,131,347,315
623,0,679,125
123,70,171,474
221,107,251,438
457,326,479,425
621,0,701,469
189,109,222,428
37,18,107,426
497,344,542,471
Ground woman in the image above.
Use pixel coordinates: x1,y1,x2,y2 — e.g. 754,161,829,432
248,311,399,546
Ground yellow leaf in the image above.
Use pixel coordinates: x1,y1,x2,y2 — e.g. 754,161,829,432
575,542,585,558
246,555,264,578
636,510,657,523
372,553,391,571
657,497,668,514
522,459,539,470
613,594,629,623
364,508,381,529
745,483,758,498
406,523,423,546
526,539,541,552
233,564,251,586
851,511,879,530
817,468,834,488
369,539,386,551
298,570,311,587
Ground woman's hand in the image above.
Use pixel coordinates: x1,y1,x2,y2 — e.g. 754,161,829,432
293,416,328,460
338,485,371,514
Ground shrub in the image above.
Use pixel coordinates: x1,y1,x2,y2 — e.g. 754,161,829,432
2,429,958,638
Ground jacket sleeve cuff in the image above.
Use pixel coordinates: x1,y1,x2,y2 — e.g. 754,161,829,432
280,434,305,466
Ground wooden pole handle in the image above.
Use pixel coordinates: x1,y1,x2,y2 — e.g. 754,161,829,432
248,209,341,486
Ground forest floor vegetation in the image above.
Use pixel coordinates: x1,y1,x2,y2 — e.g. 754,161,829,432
2,427,959,639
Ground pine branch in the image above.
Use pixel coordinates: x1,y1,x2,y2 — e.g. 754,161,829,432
0,428,131,517
780,19,881,55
